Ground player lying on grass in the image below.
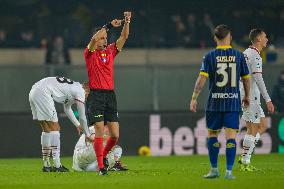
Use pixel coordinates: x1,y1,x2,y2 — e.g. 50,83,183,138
72,126,128,172
239,29,275,171
29,77,92,172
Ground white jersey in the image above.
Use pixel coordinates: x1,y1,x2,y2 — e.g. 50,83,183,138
32,77,85,105
73,127,97,171
240,47,262,104
72,126,122,171
29,77,90,136
240,47,267,123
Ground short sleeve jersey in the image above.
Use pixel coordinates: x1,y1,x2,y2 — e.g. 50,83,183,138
200,46,250,112
84,43,119,90
34,77,85,105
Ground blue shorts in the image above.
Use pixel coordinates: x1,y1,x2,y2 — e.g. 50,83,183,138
206,111,240,131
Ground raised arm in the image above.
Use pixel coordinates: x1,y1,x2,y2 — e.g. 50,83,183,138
87,19,123,52
116,11,131,51
87,28,107,52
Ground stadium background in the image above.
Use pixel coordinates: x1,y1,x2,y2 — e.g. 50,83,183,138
0,0,284,157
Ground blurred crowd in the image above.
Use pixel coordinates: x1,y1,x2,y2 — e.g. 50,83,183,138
272,70,284,113
0,0,284,112
0,0,284,49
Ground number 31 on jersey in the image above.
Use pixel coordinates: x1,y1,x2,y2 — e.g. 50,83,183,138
216,63,236,87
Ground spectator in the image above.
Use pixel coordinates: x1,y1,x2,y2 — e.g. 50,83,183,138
272,70,284,112
168,15,186,47
45,36,71,65
19,30,37,47
184,13,199,47
199,13,215,48
128,9,148,47
230,10,247,46
276,9,284,47
0,29,8,47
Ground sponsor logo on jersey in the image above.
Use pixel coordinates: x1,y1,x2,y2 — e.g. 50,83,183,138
211,93,238,99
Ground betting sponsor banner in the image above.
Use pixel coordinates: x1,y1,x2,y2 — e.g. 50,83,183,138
0,112,283,157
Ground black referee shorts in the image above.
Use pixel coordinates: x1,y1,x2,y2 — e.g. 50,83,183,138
86,89,119,125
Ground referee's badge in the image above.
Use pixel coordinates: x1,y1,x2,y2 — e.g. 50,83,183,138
101,58,107,63
101,53,107,63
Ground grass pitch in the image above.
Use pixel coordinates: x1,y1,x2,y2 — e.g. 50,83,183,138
0,154,283,189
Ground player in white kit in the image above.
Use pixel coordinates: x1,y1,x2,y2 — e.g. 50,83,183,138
72,126,128,172
239,29,275,171
29,76,92,172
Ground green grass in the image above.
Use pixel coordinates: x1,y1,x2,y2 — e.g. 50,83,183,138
0,154,283,189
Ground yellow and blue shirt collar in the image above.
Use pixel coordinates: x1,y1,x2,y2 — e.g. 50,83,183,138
216,45,232,49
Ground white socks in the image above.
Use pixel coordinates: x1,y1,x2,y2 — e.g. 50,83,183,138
113,145,123,161
50,131,61,168
242,134,255,164
41,132,51,167
211,167,219,171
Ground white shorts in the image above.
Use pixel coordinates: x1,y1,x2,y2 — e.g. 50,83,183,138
29,87,58,122
242,103,265,123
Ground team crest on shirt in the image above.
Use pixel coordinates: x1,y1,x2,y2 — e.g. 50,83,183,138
101,53,107,63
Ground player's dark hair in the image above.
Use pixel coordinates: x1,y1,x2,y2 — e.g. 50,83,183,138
249,28,264,43
214,24,231,40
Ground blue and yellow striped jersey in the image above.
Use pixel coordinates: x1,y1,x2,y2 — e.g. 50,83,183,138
200,45,250,112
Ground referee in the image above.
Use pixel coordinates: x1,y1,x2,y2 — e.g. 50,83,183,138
84,12,131,175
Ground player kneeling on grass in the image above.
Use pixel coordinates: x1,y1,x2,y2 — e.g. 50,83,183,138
72,126,128,172
29,77,92,172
